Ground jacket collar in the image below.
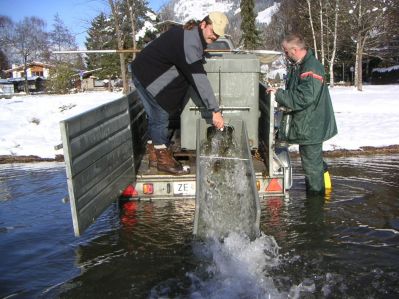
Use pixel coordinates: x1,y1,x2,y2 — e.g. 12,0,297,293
298,48,313,65
198,26,207,50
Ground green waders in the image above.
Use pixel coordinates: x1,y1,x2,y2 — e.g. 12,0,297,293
299,143,325,193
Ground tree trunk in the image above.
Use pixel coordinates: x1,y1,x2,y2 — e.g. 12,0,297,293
23,55,29,94
119,53,128,93
329,0,339,87
127,0,137,61
355,36,363,91
319,0,325,65
306,0,318,58
108,0,129,94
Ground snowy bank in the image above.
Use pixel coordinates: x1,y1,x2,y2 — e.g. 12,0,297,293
0,91,123,159
0,85,398,159
323,84,399,151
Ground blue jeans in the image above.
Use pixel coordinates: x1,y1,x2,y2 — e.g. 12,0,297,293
133,77,170,145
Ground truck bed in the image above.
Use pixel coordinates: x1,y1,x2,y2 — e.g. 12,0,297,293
137,149,268,177
60,76,291,236
133,135,284,200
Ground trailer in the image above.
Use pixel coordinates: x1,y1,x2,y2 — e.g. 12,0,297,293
60,53,292,236
0,80,14,99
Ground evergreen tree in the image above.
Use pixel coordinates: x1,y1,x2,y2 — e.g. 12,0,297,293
47,62,76,94
0,16,13,75
0,49,10,78
127,0,158,50
240,0,262,49
85,13,120,79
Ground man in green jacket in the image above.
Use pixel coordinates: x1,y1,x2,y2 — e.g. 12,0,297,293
267,33,337,194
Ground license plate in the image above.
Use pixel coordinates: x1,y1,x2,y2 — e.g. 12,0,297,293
173,182,196,195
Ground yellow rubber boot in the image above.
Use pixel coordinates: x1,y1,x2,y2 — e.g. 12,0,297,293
324,170,332,189
324,170,332,200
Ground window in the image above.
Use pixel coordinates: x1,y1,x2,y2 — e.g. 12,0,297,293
32,71,44,77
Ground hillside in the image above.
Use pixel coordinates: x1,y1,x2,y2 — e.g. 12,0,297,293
169,0,279,23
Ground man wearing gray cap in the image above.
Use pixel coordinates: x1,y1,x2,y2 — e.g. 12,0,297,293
131,12,229,175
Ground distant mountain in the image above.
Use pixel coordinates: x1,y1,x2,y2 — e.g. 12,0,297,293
172,0,236,22
155,0,280,49
168,0,280,25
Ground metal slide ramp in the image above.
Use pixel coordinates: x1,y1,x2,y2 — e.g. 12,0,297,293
193,119,261,240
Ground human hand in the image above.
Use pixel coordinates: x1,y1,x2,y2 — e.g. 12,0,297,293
266,87,278,94
212,111,224,130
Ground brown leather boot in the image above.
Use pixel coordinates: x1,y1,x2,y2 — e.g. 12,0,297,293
155,148,188,175
147,143,157,168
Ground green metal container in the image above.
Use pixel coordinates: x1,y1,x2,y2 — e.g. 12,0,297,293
180,54,260,150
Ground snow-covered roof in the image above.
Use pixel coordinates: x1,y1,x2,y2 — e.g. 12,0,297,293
372,65,399,73
0,79,13,84
4,62,54,73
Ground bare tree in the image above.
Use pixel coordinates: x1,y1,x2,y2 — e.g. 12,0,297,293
298,0,345,86
327,0,340,87
345,0,394,91
263,0,398,88
158,1,176,22
306,0,319,59
319,0,325,65
262,0,305,50
0,15,13,46
4,17,48,93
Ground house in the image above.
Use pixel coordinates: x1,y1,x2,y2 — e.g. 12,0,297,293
3,61,53,92
5,61,52,79
370,35,399,84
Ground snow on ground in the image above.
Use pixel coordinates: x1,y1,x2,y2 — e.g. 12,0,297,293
0,91,123,158
0,85,398,159
256,2,280,24
323,84,399,151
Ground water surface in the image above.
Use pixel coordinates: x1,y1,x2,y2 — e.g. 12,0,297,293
0,155,398,298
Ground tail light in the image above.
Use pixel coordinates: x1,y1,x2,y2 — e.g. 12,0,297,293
143,183,154,194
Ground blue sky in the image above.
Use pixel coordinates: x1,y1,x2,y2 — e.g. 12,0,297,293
0,0,168,47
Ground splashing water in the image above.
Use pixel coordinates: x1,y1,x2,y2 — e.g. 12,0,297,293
152,126,284,298
187,232,284,299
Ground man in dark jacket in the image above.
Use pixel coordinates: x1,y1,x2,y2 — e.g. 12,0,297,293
131,12,228,175
267,33,337,194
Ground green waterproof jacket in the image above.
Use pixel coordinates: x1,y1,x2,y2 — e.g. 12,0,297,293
275,49,337,145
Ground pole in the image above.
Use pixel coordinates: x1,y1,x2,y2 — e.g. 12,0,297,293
53,49,141,54
53,49,282,55
342,62,344,82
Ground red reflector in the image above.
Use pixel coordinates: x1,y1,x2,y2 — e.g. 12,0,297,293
121,185,138,197
266,178,282,192
123,201,137,212
143,183,154,194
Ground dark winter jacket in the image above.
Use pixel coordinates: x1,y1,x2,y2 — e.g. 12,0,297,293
131,26,219,114
275,48,337,145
